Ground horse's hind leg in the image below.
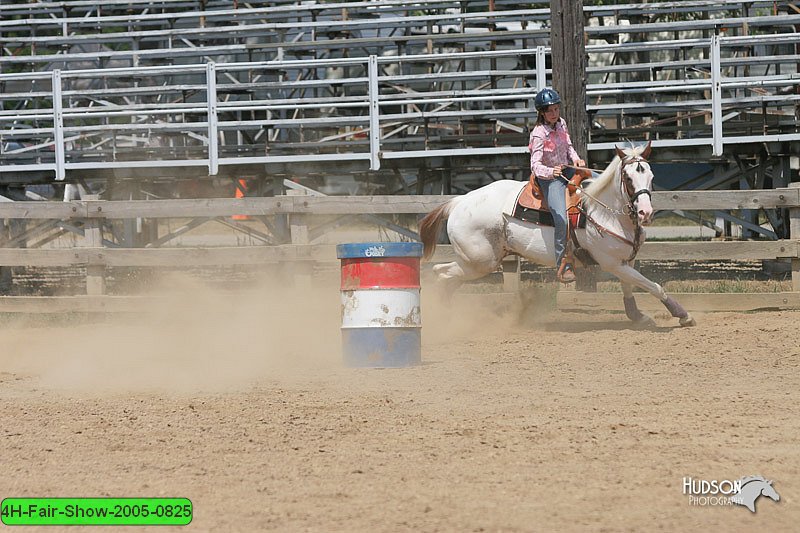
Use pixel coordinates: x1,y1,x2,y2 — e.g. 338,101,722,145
606,263,696,327
432,261,467,301
621,282,656,328
432,256,501,302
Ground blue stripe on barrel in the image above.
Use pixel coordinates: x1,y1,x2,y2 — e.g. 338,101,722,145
338,242,422,368
337,242,423,259
341,328,421,368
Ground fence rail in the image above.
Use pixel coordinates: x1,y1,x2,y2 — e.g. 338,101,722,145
0,188,797,219
0,187,797,313
0,240,796,267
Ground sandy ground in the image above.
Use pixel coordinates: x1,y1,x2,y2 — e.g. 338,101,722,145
0,278,798,532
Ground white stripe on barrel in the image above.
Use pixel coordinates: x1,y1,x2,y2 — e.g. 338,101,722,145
341,289,421,328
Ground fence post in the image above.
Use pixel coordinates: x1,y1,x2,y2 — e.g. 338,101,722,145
206,62,219,176
790,183,800,292
710,34,723,156
368,55,381,171
286,191,313,289
84,197,106,296
502,256,520,292
536,45,547,91
52,69,66,181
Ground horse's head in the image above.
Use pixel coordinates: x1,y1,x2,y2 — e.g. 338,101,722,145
615,141,654,226
761,480,781,502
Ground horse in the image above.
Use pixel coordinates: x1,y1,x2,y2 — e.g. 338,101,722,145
730,476,780,512
419,141,696,328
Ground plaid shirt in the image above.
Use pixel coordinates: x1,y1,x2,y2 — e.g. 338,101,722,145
529,118,579,180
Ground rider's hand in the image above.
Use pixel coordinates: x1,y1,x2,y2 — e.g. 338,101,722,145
575,159,586,169
552,165,562,177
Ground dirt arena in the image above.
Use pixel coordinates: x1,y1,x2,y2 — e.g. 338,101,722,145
1,279,798,531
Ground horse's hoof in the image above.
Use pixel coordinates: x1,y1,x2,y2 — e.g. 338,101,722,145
679,316,696,327
634,315,657,329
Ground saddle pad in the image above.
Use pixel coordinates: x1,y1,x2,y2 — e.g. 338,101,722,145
514,206,555,226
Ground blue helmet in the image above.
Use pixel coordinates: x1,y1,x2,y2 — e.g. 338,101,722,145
534,88,561,111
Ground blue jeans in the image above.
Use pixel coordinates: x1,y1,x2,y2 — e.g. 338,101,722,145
537,177,568,268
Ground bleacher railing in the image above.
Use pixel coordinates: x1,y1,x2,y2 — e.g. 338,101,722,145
1,24,799,178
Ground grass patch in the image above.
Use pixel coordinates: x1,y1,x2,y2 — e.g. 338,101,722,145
645,236,714,242
650,211,717,227
596,279,790,294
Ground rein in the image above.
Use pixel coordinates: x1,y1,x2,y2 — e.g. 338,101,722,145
576,155,651,262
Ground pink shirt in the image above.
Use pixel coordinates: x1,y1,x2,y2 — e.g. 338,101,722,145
529,118,580,180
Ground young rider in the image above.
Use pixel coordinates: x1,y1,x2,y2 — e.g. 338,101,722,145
528,87,586,283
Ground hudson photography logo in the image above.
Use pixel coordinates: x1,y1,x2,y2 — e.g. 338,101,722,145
683,476,780,513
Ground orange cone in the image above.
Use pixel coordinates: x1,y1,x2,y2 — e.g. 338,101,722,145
233,179,249,220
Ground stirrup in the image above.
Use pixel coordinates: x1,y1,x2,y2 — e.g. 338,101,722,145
557,262,576,284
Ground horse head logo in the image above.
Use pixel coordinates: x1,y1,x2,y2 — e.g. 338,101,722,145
731,476,780,513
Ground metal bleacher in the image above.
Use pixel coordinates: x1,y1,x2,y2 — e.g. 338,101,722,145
0,0,798,208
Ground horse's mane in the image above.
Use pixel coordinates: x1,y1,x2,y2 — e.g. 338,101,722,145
582,143,647,198
739,476,769,486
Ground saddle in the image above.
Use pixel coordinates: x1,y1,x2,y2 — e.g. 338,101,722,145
511,167,597,278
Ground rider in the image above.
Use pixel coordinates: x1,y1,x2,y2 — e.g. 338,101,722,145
529,87,586,283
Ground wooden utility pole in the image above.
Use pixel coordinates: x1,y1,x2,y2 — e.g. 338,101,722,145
549,0,589,159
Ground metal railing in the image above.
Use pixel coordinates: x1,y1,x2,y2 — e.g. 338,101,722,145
1,27,798,178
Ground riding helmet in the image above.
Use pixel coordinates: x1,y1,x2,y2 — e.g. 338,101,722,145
534,88,561,111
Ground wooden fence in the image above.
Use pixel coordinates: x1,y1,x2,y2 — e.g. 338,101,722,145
0,186,798,313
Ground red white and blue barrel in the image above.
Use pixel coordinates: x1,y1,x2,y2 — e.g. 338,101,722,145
337,242,423,368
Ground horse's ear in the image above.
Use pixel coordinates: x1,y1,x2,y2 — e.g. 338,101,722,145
615,145,626,160
641,140,652,160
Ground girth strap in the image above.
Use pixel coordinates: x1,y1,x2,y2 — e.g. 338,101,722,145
580,208,642,262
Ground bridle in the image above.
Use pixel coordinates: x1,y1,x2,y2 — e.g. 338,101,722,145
578,153,653,262
620,155,653,215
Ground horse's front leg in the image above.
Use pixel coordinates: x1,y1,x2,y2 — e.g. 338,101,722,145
621,282,656,328
606,263,696,327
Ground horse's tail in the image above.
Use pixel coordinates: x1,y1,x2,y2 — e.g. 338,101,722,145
419,200,454,260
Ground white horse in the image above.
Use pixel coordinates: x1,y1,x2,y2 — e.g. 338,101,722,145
420,141,696,327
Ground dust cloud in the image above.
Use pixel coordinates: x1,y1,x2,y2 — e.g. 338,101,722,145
0,273,343,394
0,268,533,395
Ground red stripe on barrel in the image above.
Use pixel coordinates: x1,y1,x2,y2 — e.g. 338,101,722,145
340,257,421,289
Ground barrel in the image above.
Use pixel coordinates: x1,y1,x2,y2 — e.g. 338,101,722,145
337,242,423,368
